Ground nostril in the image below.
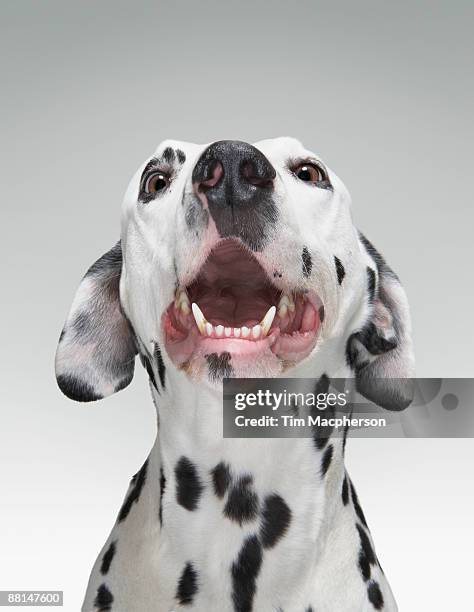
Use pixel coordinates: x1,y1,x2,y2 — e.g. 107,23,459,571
240,160,274,188
198,160,224,192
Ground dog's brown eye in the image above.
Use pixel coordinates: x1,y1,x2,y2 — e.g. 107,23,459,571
294,163,324,184
146,172,170,194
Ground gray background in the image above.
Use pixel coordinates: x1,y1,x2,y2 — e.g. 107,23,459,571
1,1,473,609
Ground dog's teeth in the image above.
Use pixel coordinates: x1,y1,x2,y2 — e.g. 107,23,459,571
241,326,250,338
234,327,241,338
225,327,232,337
191,303,207,335
252,324,262,339
178,291,190,314
260,306,276,336
216,325,224,337
206,322,213,336
278,294,295,318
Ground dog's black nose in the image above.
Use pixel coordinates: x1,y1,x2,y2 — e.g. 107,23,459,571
192,141,277,250
193,140,275,205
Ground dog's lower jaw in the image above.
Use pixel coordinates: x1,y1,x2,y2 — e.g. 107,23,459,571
82,371,398,612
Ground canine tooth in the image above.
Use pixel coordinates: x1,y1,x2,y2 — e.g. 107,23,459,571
234,327,241,338
216,325,224,337
225,327,232,337
252,324,262,339
260,306,276,336
241,326,250,338
191,303,207,334
206,322,213,336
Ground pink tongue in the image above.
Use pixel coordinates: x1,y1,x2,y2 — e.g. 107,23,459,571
198,292,270,327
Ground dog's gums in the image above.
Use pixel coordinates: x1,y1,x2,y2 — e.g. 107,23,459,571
163,239,324,366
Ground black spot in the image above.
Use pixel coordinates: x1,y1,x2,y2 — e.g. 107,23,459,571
350,482,369,529
306,608,314,612
118,459,148,522
159,467,166,525
302,247,313,278
356,524,376,566
321,444,333,476
342,475,349,505
176,562,198,605
319,305,325,323
367,581,384,610
154,343,166,389
345,323,397,372
231,535,263,612
176,149,186,164
100,541,116,575
162,146,175,163
334,256,345,285
259,494,292,549
367,267,377,302
57,374,102,402
211,462,231,498
59,328,65,342
175,457,203,511
312,374,333,450
342,418,350,453
359,548,372,581
224,475,259,525
206,352,233,382
140,354,157,391
94,584,113,611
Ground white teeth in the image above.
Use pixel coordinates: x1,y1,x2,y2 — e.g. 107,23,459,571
191,302,207,334
216,325,224,337
206,322,213,336
225,327,232,337
234,327,241,338
278,294,295,318
260,305,276,336
241,326,250,338
252,324,262,339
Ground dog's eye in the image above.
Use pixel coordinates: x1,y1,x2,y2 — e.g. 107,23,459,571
293,163,325,184
146,172,170,194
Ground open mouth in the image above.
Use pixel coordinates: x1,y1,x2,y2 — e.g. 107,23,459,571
162,240,324,368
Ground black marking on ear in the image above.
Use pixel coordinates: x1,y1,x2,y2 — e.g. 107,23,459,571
206,352,233,382
140,354,158,391
359,548,372,581
176,149,186,164
154,343,166,388
162,147,175,163
56,374,103,402
231,535,263,612
334,256,345,285
359,231,398,281
342,474,349,505
100,541,116,575
224,475,259,525
259,494,292,549
302,247,313,278
175,457,203,511
176,562,198,605
350,482,368,528
118,459,148,522
346,323,397,371
94,584,113,611
312,375,333,450
159,467,166,525
211,462,231,498
321,444,334,476
367,267,377,303
356,524,376,565
367,581,384,610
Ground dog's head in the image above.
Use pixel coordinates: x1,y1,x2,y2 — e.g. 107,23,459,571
56,137,414,407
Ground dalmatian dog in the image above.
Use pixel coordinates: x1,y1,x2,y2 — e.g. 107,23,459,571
55,138,414,612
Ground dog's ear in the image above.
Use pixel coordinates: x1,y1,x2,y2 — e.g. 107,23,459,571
55,242,137,402
346,233,415,411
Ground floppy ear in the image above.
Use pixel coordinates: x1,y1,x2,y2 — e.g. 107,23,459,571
55,242,137,402
346,233,415,410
